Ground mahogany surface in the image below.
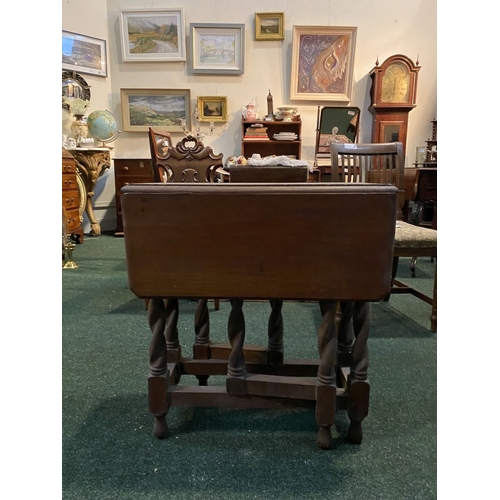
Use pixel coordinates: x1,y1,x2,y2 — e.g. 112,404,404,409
122,183,398,449
229,166,309,183
122,184,396,301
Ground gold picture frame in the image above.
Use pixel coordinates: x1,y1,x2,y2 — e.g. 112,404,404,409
255,13,284,40
290,25,357,102
120,88,191,132
197,96,228,122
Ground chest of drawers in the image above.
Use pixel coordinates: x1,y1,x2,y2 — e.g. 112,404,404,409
62,148,84,243
114,158,153,235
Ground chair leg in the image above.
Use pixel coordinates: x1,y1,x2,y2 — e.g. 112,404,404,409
410,257,417,277
385,256,399,301
430,263,437,333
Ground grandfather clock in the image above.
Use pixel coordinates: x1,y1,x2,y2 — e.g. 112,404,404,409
369,54,420,156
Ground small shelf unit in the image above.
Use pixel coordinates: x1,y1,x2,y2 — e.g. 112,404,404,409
241,119,302,159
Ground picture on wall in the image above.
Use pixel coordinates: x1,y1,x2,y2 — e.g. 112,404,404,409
190,23,245,75
120,88,191,132
197,96,228,122
255,13,284,41
119,8,186,62
290,26,357,102
62,30,107,77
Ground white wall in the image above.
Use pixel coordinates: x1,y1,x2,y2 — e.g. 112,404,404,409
63,0,437,232
63,0,115,232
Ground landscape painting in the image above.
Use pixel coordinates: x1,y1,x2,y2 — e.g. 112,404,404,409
121,89,191,132
198,96,228,122
255,13,284,40
119,8,186,62
190,24,245,75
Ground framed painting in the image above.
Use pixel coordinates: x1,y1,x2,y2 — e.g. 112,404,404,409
120,88,191,132
190,23,245,75
290,26,357,102
255,13,284,41
62,30,107,77
197,96,228,122
119,8,186,62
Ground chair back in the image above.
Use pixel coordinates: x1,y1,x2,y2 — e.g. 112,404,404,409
330,141,405,219
148,128,173,183
229,166,308,183
149,129,223,183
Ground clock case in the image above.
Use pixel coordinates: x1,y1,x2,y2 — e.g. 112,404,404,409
368,54,420,156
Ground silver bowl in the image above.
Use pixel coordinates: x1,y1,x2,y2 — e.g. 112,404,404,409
276,107,298,122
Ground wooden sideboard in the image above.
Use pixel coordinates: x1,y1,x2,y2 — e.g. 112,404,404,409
62,148,84,243
113,158,153,236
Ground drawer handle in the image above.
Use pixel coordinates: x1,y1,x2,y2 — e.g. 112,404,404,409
124,182,130,186
123,166,129,171
139,161,144,168
65,198,74,204
64,180,73,187
63,165,72,171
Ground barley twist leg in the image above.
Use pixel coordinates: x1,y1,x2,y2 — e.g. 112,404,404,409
347,301,371,444
226,299,247,395
267,299,284,364
194,298,211,385
147,298,170,439
316,300,338,450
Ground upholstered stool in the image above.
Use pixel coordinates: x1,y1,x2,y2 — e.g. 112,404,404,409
391,221,437,332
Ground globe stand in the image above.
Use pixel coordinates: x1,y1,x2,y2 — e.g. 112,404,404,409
87,110,121,150
96,141,115,150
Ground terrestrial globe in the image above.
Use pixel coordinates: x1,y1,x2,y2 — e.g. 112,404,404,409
87,110,120,147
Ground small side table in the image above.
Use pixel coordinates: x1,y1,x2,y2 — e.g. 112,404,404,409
67,148,111,236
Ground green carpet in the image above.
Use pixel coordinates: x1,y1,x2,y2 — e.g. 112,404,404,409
62,233,436,499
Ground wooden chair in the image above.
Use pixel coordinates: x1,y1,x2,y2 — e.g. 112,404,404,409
148,129,224,311
330,141,437,332
229,166,309,183
148,127,172,182
121,183,398,449
149,130,223,184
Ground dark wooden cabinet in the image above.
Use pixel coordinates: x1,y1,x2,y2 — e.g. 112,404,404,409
62,148,84,243
241,119,302,159
113,158,153,235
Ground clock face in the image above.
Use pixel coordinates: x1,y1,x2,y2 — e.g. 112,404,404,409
381,63,410,103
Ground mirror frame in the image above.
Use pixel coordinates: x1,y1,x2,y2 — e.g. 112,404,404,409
62,70,91,110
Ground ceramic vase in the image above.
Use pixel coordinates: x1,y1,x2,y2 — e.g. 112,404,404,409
71,114,89,141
